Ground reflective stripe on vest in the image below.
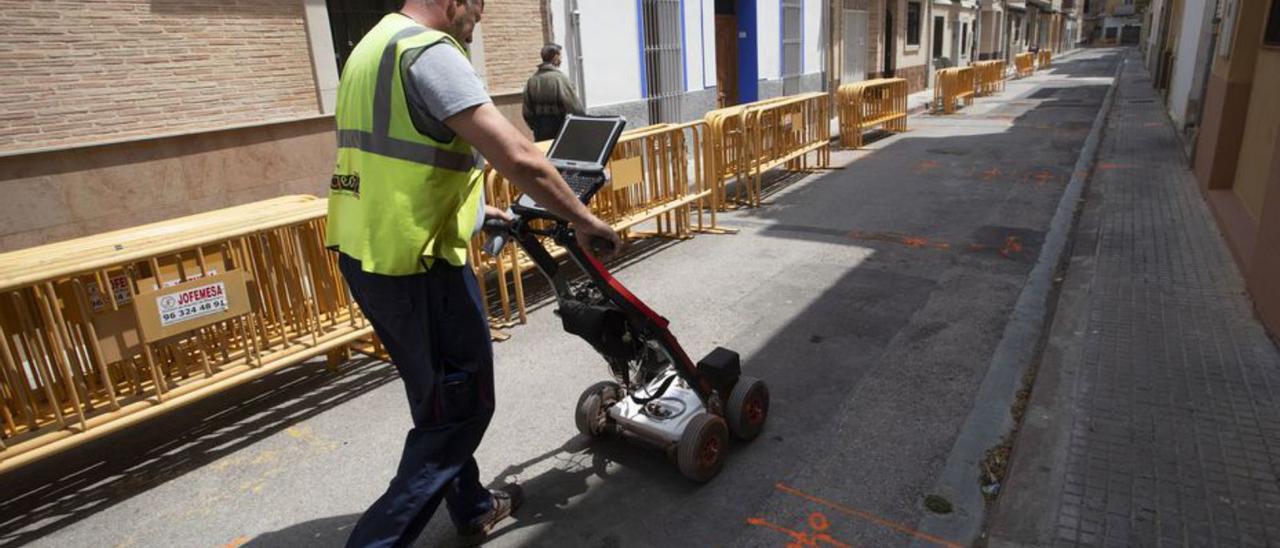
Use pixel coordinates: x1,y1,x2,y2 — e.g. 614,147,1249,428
325,14,483,276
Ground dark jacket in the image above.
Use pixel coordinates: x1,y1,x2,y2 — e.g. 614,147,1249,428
522,63,585,141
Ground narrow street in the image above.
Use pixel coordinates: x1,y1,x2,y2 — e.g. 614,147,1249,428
2,49,1130,548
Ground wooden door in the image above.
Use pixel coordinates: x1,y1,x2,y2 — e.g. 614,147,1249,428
716,15,739,106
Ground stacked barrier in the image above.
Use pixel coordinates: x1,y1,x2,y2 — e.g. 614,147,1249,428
704,96,789,211
1015,52,1035,77
475,122,719,326
973,61,1007,96
836,78,909,149
0,196,375,473
0,89,848,472
933,67,976,114
706,93,831,209
1037,50,1052,70
740,93,832,208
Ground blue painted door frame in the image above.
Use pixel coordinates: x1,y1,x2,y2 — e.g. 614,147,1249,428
736,0,759,103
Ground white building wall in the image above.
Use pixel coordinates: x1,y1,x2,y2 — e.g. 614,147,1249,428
700,0,717,89
681,0,711,91
1167,0,1214,128
758,0,782,80
575,3,643,108
550,1,569,64
805,0,824,74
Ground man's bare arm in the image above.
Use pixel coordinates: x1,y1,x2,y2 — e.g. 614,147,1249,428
445,102,622,253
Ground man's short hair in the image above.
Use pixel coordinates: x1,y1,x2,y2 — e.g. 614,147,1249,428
541,44,563,63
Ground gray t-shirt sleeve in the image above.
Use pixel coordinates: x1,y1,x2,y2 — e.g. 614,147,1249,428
402,44,493,236
404,44,492,121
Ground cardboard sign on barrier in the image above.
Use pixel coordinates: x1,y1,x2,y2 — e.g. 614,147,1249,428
58,277,143,364
139,246,236,293
86,273,133,311
133,270,250,343
608,156,644,191
90,305,144,364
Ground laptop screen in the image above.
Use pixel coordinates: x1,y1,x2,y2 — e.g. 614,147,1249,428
547,117,623,165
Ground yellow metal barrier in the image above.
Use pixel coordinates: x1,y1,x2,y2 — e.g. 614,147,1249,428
973,60,1007,96
1015,52,1035,77
836,77,909,149
475,122,720,326
0,197,376,474
933,67,976,114
704,96,792,210
1037,50,1052,70
739,92,832,208
706,93,831,208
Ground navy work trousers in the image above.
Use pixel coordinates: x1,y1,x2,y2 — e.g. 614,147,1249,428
339,254,496,548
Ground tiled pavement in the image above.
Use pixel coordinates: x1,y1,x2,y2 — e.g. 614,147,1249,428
991,49,1280,547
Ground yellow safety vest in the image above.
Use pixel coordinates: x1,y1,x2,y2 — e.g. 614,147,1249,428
326,13,484,276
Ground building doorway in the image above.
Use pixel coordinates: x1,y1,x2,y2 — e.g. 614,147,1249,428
883,0,896,77
933,15,945,59
843,8,869,83
325,0,401,71
714,0,738,106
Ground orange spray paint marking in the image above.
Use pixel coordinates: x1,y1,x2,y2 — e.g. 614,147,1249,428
1096,162,1136,171
1000,236,1024,258
847,230,951,251
1025,170,1057,187
913,160,940,174
747,512,853,547
774,482,964,548
222,537,251,548
981,167,1003,182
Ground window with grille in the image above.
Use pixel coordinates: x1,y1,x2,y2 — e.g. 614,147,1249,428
641,0,686,123
782,0,803,95
326,0,402,72
906,2,922,46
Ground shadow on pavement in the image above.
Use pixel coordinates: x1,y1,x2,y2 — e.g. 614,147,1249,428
245,435,700,548
0,358,398,547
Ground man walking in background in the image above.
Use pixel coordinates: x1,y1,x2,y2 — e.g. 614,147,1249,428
522,44,585,141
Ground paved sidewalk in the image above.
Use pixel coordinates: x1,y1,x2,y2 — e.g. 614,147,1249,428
988,50,1280,547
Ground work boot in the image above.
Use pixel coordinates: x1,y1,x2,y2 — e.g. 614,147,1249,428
457,484,523,546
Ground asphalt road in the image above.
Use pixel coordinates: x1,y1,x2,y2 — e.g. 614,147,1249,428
0,49,1123,548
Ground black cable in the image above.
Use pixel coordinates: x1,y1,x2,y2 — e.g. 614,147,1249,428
628,374,677,405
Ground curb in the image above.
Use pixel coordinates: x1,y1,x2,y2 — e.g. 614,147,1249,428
908,51,1126,547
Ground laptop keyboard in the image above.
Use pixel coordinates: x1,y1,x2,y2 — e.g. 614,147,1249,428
561,171,601,199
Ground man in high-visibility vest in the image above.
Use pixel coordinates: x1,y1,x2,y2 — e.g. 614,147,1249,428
326,1,621,546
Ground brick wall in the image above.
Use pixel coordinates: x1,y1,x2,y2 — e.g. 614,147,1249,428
480,0,548,95
0,0,320,154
